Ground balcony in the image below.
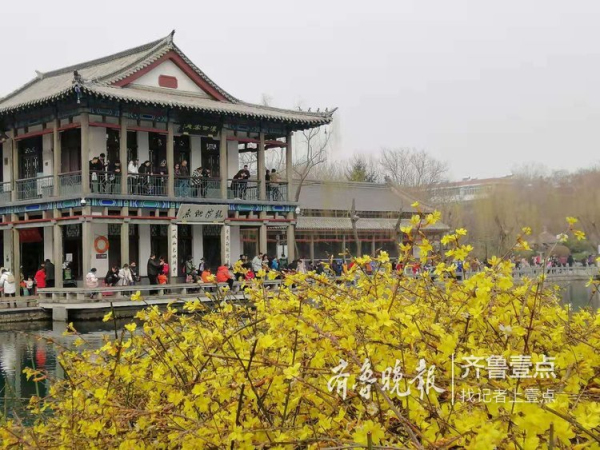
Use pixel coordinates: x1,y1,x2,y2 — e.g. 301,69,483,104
227,179,260,201
5,174,291,204
15,175,53,201
175,176,221,199
0,181,11,203
59,171,82,196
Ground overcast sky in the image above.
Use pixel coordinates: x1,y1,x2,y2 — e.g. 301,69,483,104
2,0,600,180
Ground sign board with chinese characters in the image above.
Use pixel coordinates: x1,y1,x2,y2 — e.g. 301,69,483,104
177,204,228,223
223,225,231,265
169,224,178,277
178,123,220,137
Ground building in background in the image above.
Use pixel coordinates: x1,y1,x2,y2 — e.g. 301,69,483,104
429,175,514,203
290,180,449,261
0,32,333,286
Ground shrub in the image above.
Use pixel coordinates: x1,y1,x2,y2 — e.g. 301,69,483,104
1,215,599,449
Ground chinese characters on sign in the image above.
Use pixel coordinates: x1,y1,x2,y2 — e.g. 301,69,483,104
169,224,178,277
177,204,228,222
178,123,220,136
223,225,231,265
326,354,558,404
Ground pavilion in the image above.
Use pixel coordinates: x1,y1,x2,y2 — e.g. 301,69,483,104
0,31,333,287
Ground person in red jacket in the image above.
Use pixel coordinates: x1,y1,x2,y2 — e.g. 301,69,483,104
34,265,46,293
216,265,234,290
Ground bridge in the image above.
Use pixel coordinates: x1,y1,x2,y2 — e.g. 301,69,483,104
0,267,597,323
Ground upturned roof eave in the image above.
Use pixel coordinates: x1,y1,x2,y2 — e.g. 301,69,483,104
0,85,333,129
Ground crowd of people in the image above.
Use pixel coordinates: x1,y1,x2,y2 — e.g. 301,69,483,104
231,165,282,200
0,259,57,306
89,154,282,200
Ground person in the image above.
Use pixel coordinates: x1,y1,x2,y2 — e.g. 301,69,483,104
130,261,140,284
118,264,134,286
174,163,182,196
252,253,263,273
160,257,170,281
200,167,210,197
85,268,99,299
34,265,46,293
107,160,122,194
216,264,234,290
24,276,34,297
297,259,307,274
138,161,152,194
157,160,168,195
332,260,343,277
89,156,104,193
185,256,197,283
147,255,162,294
197,257,206,274
191,166,202,197
45,259,55,288
265,169,271,200
201,268,212,283
104,265,120,287
269,168,281,200
128,159,139,194
180,160,190,197
271,257,280,271
157,272,168,285
232,165,251,199
0,269,17,304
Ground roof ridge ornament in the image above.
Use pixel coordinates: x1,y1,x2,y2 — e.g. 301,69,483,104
72,71,84,104
35,70,45,80
167,30,176,44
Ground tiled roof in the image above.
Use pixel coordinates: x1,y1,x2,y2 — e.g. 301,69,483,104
84,84,332,125
0,32,333,127
296,181,431,213
296,216,449,231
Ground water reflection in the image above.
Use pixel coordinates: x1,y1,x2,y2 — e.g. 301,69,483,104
558,280,600,310
0,319,135,419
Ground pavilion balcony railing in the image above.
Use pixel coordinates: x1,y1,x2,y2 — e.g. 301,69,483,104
59,171,82,196
89,170,123,194
227,179,260,201
0,181,12,203
266,181,289,202
15,175,54,201
127,174,167,196
176,176,221,199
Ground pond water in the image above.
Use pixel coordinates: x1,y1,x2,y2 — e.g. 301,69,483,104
0,281,597,420
0,319,134,420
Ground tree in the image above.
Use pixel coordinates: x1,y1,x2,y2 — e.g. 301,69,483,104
292,124,334,202
345,154,379,182
379,148,448,190
3,218,600,448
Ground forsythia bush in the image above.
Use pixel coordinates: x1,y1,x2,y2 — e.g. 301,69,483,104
1,214,600,449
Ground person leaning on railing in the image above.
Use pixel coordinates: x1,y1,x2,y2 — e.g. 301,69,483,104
269,169,281,200
89,156,104,193
191,166,202,196
138,161,152,195
107,160,122,194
